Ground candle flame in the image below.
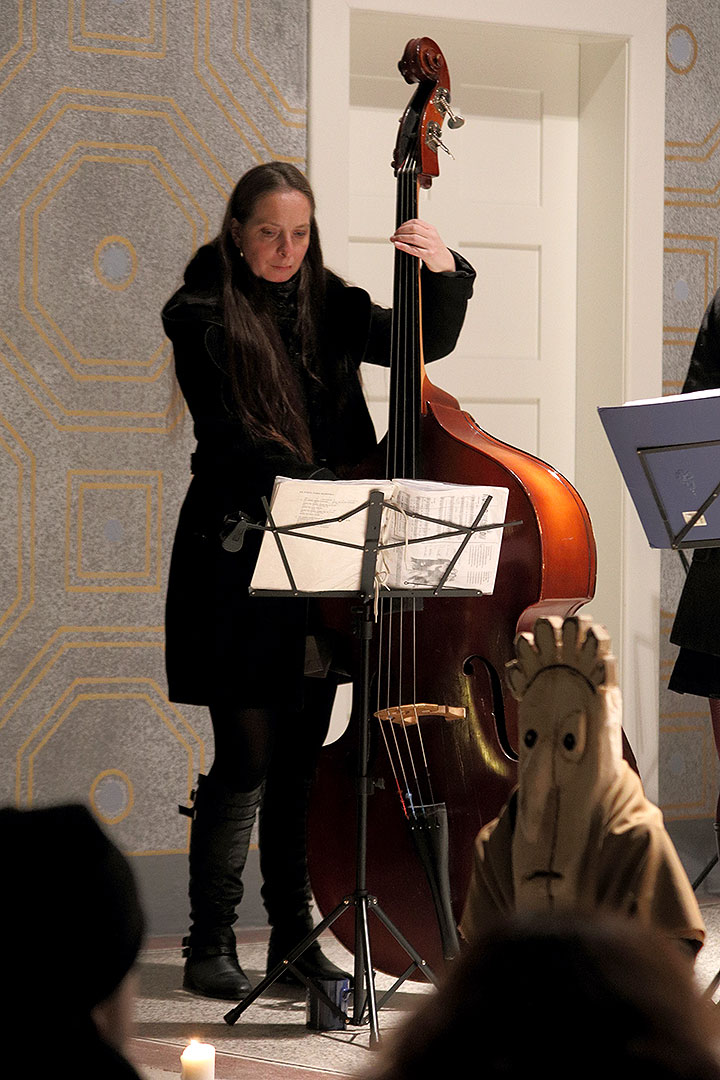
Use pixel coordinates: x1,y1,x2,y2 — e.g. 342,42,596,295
181,1039,215,1062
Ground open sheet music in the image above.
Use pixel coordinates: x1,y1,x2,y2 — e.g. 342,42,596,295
249,476,509,595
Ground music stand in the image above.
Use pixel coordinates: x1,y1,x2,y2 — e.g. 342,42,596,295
599,397,720,961
221,483,514,1045
598,389,720,560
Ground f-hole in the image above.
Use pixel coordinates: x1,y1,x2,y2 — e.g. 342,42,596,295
462,654,518,762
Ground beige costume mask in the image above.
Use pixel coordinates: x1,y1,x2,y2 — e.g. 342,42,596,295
506,617,622,911
460,615,704,951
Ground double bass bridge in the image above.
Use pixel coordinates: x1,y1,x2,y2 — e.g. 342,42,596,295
374,703,466,725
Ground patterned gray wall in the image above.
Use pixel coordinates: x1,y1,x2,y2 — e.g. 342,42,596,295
0,1,307,926
661,2,719,869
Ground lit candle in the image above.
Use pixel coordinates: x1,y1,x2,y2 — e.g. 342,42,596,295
180,1039,215,1080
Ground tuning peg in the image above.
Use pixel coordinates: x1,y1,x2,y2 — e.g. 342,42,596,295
433,87,465,129
425,122,455,159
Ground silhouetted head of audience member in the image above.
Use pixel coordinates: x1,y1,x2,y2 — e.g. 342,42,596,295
0,803,145,1078
366,913,720,1080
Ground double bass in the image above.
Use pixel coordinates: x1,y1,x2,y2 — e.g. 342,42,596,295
307,38,597,978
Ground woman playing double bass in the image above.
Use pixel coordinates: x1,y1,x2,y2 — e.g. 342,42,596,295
161,161,475,1000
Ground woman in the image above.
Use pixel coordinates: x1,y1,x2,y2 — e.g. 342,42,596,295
162,162,475,1000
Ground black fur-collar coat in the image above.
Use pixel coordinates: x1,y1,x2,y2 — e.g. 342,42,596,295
162,244,475,707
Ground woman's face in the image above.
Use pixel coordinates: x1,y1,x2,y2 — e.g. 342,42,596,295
232,188,312,283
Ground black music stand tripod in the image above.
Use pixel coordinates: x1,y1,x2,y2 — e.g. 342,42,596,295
221,485,511,1045
634,440,720,891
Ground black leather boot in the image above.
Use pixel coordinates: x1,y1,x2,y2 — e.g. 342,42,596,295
259,769,350,985
181,773,263,1000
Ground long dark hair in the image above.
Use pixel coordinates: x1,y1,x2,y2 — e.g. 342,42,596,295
218,162,326,461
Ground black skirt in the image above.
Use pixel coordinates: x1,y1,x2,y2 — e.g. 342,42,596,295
669,647,720,699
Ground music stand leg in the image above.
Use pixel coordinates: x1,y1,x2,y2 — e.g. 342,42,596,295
224,560,443,1040
357,895,380,1045
353,896,368,1022
223,899,351,1025
692,851,718,892
351,600,374,1026
701,699,720,1001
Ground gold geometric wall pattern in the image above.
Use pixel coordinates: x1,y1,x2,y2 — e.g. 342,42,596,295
0,1,307,928
0,326,183,435
2,91,230,432
16,675,201,854
666,114,720,207
666,23,698,76
65,470,163,593
194,0,306,164
234,0,305,128
0,627,205,825
0,0,37,95
68,0,167,58
667,115,720,165
20,146,205,378
663,233,717,359
0,411,35,648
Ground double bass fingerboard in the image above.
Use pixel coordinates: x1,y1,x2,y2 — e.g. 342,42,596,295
387,156,422,481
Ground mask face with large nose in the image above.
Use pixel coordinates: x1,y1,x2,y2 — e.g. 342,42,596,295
507,617,623,912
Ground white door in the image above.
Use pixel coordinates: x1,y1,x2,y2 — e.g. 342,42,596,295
346,19,580,482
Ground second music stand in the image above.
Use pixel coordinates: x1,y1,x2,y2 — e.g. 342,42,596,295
600,401,720,990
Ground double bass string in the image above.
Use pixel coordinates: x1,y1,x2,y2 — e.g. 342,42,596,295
379,601,423,819
403,156,437,814
376,597,409,816
397,159,425,812
377,158,410,814
374,152,437,822
407,160,432,809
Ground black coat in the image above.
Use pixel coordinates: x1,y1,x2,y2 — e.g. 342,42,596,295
162,245,475,707
669,288,720,684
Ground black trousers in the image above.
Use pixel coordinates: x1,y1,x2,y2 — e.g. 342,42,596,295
208,676,338,794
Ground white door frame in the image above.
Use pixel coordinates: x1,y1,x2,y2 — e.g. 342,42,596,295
308,0,667,797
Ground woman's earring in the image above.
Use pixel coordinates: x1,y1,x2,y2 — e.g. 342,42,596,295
230,217,244,253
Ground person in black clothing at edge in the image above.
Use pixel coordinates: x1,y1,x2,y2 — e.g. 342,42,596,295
161,162,475,1000
669,290,720,763
1,804,145,1080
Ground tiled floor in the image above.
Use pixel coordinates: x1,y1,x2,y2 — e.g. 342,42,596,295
128,901,720,1080
127,928,435,1080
